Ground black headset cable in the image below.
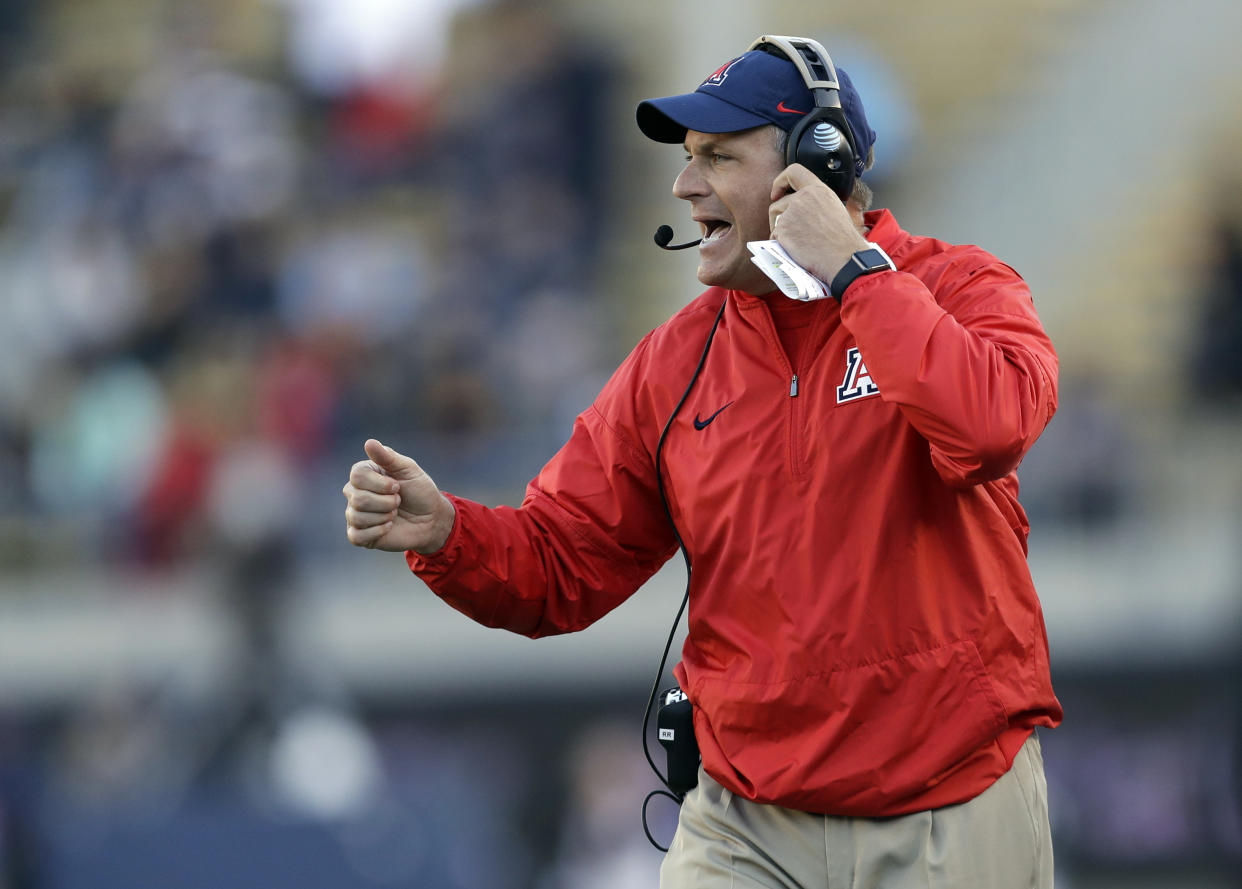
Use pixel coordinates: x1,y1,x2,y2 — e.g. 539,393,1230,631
640,296,727,851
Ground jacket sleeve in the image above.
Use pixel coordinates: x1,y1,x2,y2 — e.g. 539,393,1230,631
839,259,1058,486
405,335,678,638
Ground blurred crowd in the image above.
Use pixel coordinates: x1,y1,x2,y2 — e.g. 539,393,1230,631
0,4,638,883
0,0,620,578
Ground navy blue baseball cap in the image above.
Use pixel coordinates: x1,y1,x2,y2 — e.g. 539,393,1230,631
636,47,876,178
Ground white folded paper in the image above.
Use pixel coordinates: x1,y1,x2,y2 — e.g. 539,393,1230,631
746,240,831,302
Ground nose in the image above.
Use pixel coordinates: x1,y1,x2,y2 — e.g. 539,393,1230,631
672,160,707,201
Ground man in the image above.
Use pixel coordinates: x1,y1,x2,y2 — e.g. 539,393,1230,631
343,36,1059,888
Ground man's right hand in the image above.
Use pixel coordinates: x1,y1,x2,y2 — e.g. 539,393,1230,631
342,439,456,555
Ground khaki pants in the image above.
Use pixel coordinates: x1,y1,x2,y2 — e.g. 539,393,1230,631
660,733,1053,889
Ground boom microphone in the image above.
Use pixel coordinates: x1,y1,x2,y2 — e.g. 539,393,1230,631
654,225,701,251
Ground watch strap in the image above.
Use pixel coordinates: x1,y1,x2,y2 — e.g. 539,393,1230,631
830,243,896,301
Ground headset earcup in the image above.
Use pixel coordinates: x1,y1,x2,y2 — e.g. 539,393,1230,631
787,113,856,202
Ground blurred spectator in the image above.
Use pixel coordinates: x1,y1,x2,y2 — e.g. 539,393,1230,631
51,681,180,811
1017,376,1133,529
273,0,483,98
538,720,666,889
1191,183,1242,404
274,207,428,347
129,329,254,566
27,359,167,554
109,54,299,246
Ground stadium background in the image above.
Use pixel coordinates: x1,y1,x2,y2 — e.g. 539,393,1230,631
1,0,1240,886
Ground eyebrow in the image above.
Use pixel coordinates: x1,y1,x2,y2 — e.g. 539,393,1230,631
682,137,729,155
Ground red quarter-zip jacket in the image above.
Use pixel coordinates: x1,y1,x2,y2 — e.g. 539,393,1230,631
409,209,1062,816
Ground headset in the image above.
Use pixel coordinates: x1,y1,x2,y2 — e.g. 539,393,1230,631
748,35,859,202
654,34,859,250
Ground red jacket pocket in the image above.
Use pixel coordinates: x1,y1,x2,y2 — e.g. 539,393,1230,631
691,639,1009,814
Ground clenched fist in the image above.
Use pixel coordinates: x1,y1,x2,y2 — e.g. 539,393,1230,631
342,439,455,555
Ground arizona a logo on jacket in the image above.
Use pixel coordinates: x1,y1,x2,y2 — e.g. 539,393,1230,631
837,347,880,403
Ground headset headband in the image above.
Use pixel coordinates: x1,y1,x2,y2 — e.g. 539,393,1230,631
746,35,841,108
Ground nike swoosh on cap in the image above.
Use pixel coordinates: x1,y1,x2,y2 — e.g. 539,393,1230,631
776,101,806,115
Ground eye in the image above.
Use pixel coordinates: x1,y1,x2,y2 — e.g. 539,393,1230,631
710,152,729,164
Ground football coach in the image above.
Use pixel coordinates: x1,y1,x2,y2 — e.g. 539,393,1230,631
343,34,1060,888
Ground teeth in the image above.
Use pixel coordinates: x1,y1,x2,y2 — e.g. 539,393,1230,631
702,223,731,243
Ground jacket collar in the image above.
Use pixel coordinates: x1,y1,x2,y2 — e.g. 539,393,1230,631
862,208,909,257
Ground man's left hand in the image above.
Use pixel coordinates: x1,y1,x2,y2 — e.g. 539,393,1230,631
769,164,870,285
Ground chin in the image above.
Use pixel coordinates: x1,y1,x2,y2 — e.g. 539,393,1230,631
698,266,772,294
697,260,748,291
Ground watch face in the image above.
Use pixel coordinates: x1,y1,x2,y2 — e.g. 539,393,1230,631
855,248,891,271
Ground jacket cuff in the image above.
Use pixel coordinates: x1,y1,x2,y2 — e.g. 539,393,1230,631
405,492,464,573
837,267,897,305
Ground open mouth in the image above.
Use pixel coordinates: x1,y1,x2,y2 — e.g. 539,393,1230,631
700,219,732,244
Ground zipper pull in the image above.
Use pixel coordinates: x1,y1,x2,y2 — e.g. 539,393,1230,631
790,374,799,397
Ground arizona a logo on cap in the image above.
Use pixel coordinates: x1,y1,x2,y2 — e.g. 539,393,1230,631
701,56,742,87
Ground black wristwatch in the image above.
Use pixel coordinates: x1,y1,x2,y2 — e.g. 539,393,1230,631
829,243,896,301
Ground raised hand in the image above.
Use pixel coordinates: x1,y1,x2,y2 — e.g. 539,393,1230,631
768,163,870,283
342,439,455,554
